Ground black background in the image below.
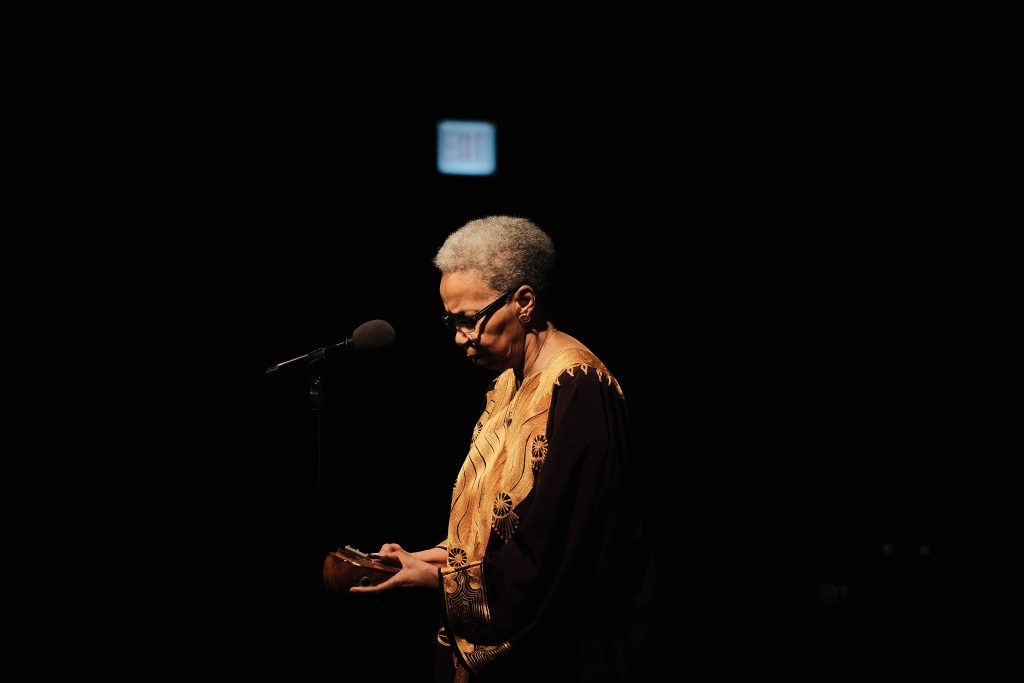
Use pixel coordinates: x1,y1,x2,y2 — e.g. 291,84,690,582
10,4,1021,682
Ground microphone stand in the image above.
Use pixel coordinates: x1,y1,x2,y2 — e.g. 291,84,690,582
308,361,325,571
265,322,394,589
300,359,330,682
267,354,330,586
267,344,348,578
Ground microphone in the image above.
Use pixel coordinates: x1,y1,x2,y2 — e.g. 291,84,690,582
265,319,396,375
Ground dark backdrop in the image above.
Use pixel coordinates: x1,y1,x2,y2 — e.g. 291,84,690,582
10,4,1021,682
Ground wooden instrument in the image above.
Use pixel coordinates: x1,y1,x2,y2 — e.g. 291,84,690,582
323,545,399,591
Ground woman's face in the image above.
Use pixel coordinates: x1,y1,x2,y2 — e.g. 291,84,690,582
440,270,524,372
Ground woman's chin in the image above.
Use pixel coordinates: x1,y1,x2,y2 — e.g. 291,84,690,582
469,355,497,370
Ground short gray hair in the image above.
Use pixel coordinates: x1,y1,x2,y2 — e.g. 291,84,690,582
433,215,556,295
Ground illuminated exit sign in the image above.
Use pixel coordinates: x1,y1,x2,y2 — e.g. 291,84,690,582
437,120,496,176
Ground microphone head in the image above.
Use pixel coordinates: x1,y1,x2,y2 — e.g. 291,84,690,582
351,319,396,351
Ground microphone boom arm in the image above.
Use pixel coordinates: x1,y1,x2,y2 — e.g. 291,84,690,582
265,339,351,375
265,319,394,375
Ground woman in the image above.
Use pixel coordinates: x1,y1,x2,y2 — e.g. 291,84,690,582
351,216,654,682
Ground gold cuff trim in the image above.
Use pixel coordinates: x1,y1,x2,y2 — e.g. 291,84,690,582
441,561,491,629
440,561,513,673
464,640,512,671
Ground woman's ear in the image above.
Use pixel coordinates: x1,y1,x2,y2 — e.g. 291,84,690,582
514,285,537,324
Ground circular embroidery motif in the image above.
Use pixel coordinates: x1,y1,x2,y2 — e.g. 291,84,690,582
530,433,548,470
491,492,520,543
448,546,468,568
493,491,514,518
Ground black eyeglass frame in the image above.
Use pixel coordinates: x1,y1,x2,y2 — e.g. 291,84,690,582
440,287,517,335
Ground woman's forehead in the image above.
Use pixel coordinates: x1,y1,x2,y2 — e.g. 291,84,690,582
440,270,492,296
440,271,497,311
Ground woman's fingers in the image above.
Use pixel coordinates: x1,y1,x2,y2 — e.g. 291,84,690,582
378,544,405,565
349,571,403,593
349,581,386,594
349,551,438,592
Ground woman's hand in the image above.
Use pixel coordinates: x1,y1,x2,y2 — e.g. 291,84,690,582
349,543,440,593
411,546,448,568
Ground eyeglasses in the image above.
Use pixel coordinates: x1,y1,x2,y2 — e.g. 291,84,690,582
441,288,515,336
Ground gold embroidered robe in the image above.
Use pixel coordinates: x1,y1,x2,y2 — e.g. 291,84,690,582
436,347,654,681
